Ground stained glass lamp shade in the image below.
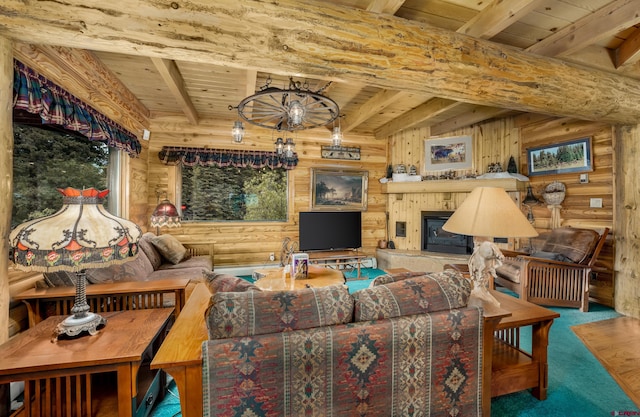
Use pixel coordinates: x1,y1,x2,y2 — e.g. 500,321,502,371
9,187,142,340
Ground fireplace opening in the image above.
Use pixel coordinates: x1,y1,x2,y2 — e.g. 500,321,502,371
421,211,474,254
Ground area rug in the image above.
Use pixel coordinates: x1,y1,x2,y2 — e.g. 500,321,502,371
572,316,640,408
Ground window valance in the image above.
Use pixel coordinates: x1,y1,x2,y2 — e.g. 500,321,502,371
13,60,141,157
158,146,298,169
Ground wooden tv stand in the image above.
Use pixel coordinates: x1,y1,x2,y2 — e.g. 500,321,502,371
305,250,367,279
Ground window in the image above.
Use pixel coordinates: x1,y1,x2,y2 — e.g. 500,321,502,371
12,115,121,228
180,165,288,222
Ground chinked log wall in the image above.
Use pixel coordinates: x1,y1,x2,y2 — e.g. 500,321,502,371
147,118,388,267
386,116,614,307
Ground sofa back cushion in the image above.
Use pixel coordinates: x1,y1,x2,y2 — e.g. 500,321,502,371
138,232,164,270
369,270,428,286
206,284,353,339
353,270,470,322
204,271,261,294
540,227,599,264
84,249,155,284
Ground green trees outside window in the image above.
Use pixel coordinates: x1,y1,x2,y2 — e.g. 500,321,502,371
12,124,109,228
181,165,287,222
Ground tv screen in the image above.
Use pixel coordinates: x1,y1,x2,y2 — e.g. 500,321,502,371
299,211,362,251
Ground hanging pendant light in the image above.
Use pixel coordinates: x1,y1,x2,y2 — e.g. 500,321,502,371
284,137,296,159
331,126,343,147
274,137,284,155
232,121,245,143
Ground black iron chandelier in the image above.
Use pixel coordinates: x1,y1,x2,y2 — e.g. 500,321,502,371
230,77,340,132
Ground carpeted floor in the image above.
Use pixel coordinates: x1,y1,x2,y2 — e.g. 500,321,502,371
151,271,637,416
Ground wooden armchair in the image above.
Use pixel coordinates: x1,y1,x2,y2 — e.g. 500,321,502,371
495,227,610,312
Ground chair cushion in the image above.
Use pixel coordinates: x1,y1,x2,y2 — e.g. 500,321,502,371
206,284,353,339
353,270,471,322
495,259,522,283
85,250,155,284
540,227,599,264
151,234,191,265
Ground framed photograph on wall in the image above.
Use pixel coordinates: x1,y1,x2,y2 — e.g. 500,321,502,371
424,135,473,171
311,168,368,211
527,136,593,176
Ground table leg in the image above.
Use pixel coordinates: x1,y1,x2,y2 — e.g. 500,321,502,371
530,319,554,400
482,316,502,417
117,363,134,417
165,365,203,417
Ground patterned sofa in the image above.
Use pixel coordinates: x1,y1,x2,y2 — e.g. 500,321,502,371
201,270,484,416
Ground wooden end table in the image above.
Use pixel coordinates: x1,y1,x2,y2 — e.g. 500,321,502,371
0,308,173,417
14,278,190,327
253,264,345,290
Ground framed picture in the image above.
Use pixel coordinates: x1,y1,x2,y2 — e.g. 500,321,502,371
424,135,473,171
311,168,368,211
527,136,593,177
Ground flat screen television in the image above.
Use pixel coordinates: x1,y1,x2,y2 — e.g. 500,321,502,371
299,211,362,251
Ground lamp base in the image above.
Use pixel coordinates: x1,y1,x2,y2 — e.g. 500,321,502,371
52,312,107,342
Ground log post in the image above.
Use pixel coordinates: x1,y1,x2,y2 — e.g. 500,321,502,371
613,125,640,318
0,34,12,417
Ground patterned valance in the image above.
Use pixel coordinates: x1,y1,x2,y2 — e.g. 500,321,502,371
13,60,141,157
158,146,298,170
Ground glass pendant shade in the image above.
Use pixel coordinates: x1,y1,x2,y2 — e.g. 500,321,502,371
331,126,343,147
284,137,296,158
275,137,284,155
288,100,305,126
232,120,245,143
150,199,181,229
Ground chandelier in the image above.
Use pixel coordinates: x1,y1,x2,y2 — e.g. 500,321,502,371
231,77,340,132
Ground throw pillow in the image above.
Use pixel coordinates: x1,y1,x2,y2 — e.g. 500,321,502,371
206,284,354,339
42,271,77,287
369,270,429,286
353,270,471,322
151,234,190,265
204,271,261,294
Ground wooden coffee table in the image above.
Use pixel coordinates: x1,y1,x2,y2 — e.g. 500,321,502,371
0,308,173,417
253,264,345,290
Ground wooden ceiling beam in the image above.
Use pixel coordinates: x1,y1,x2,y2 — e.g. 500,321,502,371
458,0,545,39
150,58,199,125
527,0,640,58
366,0,406,14
430,107,516,137
374,98,460,139
342,89,407,133
2,1,640,124
615,26,640,69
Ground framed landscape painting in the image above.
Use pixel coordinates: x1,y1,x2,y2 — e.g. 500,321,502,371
527,137,593,176
424,135,473,171
311,168,368,211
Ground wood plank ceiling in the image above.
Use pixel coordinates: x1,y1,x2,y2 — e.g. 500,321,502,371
6,0,640,138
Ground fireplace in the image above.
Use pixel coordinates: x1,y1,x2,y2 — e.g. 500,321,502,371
421,211,473,254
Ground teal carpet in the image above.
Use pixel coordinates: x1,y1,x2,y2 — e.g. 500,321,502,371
151,270,637,416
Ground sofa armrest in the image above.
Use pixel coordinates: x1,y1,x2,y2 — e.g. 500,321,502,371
152,282,210,369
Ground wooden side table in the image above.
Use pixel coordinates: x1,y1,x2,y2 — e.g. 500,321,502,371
0,308,173,417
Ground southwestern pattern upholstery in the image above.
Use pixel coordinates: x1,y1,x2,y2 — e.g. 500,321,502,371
202,271,483,417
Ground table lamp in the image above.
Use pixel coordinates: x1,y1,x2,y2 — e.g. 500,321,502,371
443,186,538,307
10,187,142,340
150,191,181,235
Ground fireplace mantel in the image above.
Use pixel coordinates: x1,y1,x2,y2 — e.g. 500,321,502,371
381,178,527,194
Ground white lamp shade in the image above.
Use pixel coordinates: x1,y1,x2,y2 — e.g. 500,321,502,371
443,186,538,238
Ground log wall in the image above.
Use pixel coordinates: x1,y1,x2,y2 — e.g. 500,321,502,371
516,115,615,306
147,117,387,267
